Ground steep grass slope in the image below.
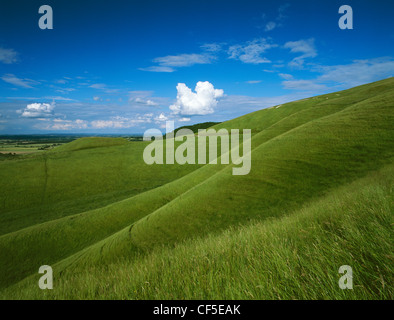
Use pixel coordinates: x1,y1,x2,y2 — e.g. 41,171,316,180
0,78,393,297
212,77,394,135
0,138,203,235
111,78,394,253
2,163,392,299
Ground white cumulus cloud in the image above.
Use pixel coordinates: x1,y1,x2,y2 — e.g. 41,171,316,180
21,102,55,118
170,81,224,116
154,113,169,122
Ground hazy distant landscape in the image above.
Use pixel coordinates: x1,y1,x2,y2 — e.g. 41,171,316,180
0,134,144,156
0,78,393,299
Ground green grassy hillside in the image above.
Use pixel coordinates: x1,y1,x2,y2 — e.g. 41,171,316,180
2,163,392,299
0,138,203,235
53,137,128,152
0,78,393,299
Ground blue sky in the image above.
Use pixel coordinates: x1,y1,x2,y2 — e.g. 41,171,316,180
0,0,393,134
